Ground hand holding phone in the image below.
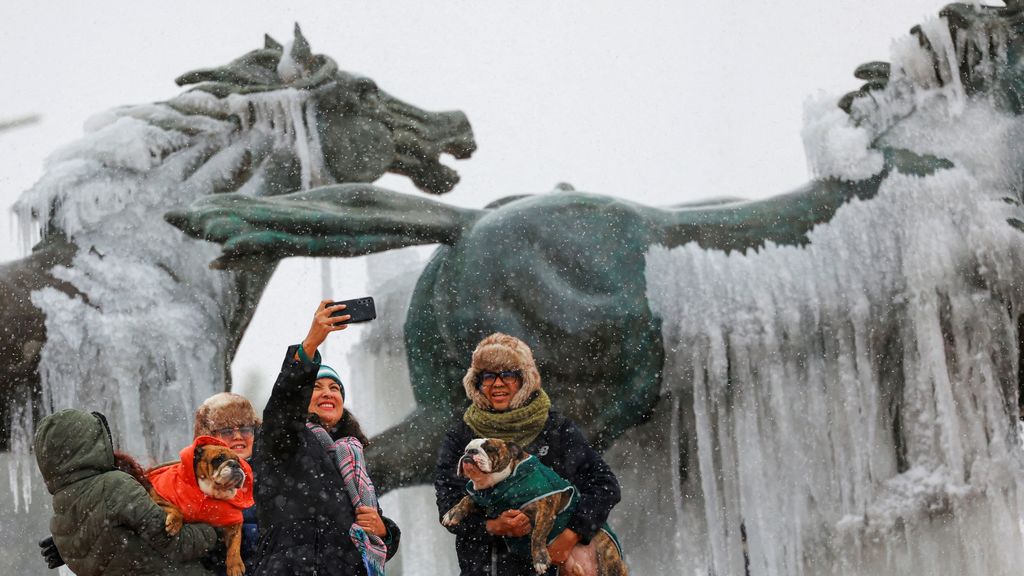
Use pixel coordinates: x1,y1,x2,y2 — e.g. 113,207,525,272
327,297,376,325
301,300,350,360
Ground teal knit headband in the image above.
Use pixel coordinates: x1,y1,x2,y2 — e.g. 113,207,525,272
317,364,345,399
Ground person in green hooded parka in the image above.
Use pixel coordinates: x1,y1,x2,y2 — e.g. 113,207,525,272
34,409,220,576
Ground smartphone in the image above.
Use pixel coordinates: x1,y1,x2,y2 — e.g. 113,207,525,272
327,297,376,325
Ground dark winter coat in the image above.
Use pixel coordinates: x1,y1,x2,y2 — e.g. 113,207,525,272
251,345,400,576
33,409,219,576
435,410,621,576
207,501,258,575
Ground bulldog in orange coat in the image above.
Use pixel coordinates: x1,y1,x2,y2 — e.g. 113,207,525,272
147,436,254,576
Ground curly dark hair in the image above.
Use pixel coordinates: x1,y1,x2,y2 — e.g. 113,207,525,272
307,410,370,447
114,450,152,491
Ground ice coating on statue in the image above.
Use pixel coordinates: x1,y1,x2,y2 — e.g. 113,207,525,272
644,17,1024,576
12,87,327,465
801,97,883,181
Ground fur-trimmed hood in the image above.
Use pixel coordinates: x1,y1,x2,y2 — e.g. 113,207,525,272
462,333,542,410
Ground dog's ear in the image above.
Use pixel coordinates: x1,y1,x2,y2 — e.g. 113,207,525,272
457,459,465,478
506,441,525,462
193,445,205,476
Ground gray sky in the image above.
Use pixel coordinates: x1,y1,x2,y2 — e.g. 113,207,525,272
0,0,943,409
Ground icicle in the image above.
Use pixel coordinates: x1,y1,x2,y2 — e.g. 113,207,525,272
668,391,687,564
225,89,327,190
6,398,33,513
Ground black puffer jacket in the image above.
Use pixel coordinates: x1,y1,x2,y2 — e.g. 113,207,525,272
251,346,400,576
435,410,621,576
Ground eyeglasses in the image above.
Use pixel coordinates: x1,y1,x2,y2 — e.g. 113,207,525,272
478,370,522,389
211,425,255,439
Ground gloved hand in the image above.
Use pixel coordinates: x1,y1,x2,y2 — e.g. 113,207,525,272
38,535,65,569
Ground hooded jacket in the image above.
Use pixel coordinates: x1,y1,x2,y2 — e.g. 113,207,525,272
250,345,400,576
33,409,218,576
147,436,255,527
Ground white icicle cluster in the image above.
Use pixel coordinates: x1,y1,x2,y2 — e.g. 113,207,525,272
645,16,1024,574
10,87,329,474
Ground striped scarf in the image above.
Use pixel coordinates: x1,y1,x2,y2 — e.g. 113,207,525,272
306,422,387,576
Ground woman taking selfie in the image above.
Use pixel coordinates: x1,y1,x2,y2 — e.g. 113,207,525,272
250,300,400,576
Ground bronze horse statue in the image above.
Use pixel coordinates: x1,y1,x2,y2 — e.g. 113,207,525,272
167,3,1024,492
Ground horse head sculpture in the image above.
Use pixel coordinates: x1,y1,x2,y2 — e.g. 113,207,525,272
174,25,474,196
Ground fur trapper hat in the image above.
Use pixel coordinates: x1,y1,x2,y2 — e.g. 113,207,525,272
462,333,542,410
193,392,261,438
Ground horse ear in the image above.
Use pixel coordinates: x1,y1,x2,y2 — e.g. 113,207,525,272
265,34,283,51
291,23,315,69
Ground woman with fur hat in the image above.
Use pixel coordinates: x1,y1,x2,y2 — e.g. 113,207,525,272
193,392,260,460
191,392,262,575
434,333,622,575
249,300,400,576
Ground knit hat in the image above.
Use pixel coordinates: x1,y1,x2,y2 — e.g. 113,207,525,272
193,392,261,438
462,333,542,410
317,364,346,399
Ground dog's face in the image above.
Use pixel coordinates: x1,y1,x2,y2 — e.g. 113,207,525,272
458,438,528,490
194,444,246,500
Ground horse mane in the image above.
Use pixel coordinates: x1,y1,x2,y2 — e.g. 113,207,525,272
14,24,334,247
174,23,339,97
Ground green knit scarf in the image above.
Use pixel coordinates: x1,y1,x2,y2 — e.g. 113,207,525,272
463,390,552,448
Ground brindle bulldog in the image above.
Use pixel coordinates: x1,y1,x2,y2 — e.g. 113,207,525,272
147,437,254,576
442,438,627,576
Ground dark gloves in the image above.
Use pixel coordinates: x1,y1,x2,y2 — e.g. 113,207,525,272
38,535,64,569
